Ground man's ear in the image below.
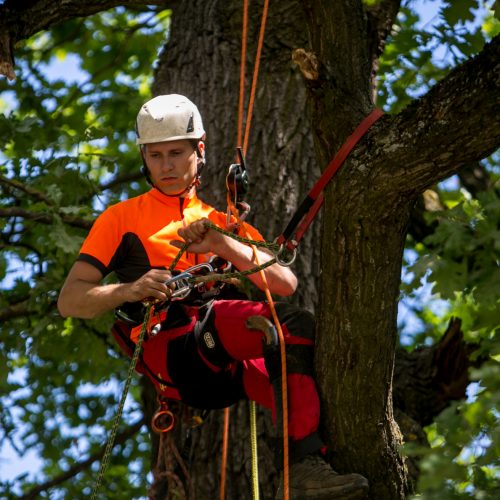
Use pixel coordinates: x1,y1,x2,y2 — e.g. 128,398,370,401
197,141,205,159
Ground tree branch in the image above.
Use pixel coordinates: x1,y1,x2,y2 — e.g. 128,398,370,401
0,174,54,205
0,0,172,79
364,0,402,100
302,0,374,136
0,207,93,230
366,34,500,199
19,418,145,500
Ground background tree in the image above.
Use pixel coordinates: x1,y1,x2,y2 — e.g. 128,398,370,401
0,1,498,499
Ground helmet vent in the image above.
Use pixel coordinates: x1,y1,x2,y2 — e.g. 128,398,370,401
186,113,194,133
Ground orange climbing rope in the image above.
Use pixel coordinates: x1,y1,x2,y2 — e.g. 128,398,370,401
219,0,290,499
242,0,269,155
219,406,231,500
236,0,248,149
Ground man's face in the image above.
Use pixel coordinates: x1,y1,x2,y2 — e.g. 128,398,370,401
143,139,203,196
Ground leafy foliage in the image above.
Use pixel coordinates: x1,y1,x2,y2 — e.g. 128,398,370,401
0,1,499,499
377,1,500,497
0,7,169,498
377,0,500,112
402,185,500,498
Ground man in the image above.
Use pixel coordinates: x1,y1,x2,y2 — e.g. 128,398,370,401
58,94,368,499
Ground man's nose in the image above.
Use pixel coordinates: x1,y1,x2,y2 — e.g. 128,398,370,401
160,156,175,170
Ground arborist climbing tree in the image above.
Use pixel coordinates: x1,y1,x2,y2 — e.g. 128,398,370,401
57,94,370,499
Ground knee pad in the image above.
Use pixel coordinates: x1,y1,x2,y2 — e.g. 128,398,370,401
274,302,316,342
264,304,316,381
193,302,233,369
263,344,315,382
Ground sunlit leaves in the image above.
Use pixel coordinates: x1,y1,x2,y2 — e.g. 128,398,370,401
0,6,170,498
401,181,499,497
377,1,495,112
441,0,477,26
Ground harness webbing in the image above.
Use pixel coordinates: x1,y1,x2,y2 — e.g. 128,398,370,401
277,108,384,250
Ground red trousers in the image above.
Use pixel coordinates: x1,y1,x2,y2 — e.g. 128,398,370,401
113,300,320,441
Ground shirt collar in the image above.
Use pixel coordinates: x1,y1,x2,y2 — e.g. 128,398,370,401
148,187,198,209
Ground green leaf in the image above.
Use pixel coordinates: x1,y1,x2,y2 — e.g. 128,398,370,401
441,0,477,26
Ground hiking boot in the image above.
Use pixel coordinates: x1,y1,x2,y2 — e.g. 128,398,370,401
276,453,369,499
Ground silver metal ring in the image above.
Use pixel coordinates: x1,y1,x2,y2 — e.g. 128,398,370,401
275,244,297,267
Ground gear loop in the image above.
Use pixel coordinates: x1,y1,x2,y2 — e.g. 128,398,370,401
151,398,175,434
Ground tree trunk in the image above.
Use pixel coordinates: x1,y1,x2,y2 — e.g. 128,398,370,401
151,1,320,497
152,1,410,498
153,0,321,310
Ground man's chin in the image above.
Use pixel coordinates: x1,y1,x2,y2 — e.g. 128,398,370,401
157,184,190,197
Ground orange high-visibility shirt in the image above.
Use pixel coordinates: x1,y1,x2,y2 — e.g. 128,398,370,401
78,188,263,282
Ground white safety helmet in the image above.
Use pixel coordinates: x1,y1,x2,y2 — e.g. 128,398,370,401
136,94,206,145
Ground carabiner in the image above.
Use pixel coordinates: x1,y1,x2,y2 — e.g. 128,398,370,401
165,262,214,301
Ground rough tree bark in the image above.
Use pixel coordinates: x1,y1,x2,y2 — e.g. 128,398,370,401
304,3,499,497
2,0,499,499
152,1,499,499
150,2,321,497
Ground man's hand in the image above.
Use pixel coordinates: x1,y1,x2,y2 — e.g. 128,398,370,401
124,269,175,304
174,218,222,254
58,262,179,320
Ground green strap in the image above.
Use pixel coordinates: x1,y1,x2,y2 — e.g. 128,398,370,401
250,400,260,500
90,306,152,499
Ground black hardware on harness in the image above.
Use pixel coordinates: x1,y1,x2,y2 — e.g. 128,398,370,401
226,147,249,203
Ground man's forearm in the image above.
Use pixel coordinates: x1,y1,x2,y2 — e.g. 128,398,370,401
58,280,130,319
215,235,297,296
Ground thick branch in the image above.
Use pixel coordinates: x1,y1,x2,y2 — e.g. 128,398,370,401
365,0,402,100
20,418,145,500
0,0,172,79
302,0,374,143
0,207,92,229
393,318,476,427
367,35,500,199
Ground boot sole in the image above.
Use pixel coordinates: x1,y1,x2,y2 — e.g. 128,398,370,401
276,476,369,499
